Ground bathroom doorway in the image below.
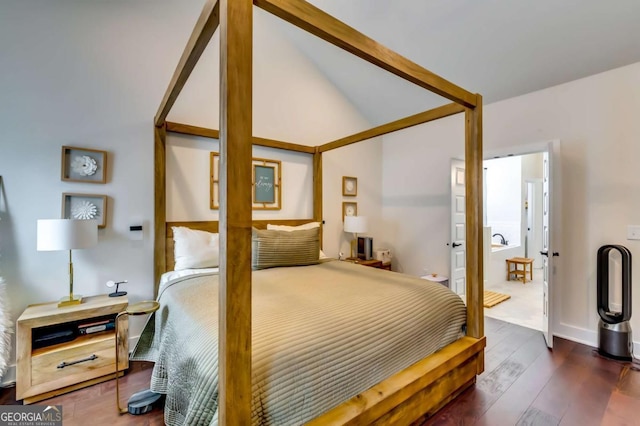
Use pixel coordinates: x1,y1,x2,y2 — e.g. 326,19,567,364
483,152,545,332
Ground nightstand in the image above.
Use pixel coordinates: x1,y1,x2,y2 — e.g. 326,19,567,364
16,294,129,404
345,258,392,271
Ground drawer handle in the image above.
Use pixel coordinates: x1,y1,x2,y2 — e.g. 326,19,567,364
57,354,98,369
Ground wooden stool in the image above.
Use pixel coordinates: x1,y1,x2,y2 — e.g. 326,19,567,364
505,257,534,283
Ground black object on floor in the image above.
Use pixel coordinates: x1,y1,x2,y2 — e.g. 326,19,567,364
127,389,164,415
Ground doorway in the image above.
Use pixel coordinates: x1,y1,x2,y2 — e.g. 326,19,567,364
483,152,544,332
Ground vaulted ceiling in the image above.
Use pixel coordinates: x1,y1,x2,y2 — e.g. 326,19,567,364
273,0,640,125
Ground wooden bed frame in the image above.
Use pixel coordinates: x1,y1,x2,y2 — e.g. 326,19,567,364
153,0,484,424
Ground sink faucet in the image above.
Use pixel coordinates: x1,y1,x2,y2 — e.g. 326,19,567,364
492,233,507,245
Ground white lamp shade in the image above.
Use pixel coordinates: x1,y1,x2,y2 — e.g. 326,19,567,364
344,216,368,234
37,219,98,251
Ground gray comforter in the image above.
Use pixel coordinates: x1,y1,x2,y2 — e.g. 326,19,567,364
132,260,466,425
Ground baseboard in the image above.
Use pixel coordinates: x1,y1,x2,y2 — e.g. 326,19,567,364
554,322,597,348
0,364,15,388
0,335,142,388
554,322,640,356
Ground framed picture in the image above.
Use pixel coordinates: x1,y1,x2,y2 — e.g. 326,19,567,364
210,153,282,210
252,157,281,210
342,176,357,196
62,193,108,228
342,202,357,221
210,152,220,210
61,146,107,184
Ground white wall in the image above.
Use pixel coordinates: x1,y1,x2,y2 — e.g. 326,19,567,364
0,0,203,379
485,156,522,247
165,8,383,256
382,61,640,349
380,118,464,276
0,1,382,380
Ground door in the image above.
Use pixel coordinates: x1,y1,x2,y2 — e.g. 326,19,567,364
541,148,554,348
450,159,466,296
526,180,543,266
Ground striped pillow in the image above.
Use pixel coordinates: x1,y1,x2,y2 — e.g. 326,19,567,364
252,227,320,270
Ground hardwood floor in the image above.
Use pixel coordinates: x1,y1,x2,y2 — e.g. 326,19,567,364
425,318,640,425
1,318,639,425
0,361,163,425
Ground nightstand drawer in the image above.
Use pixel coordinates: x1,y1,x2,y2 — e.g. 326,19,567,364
31,334,116,387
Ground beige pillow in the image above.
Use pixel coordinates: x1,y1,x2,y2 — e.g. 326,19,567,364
266,222,328,258
172,227,219,270
252,227,320,270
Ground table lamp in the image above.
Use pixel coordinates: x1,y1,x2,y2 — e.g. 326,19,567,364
37,219,98,307
344,215,367,259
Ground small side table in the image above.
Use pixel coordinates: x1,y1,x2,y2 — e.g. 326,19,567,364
115,300,160,414
506,257,534,283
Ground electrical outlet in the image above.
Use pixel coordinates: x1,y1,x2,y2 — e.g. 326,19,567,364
627,225,640,240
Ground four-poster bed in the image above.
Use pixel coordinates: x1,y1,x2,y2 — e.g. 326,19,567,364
150,0,484,424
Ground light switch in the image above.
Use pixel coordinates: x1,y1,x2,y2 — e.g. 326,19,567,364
627,225,640,240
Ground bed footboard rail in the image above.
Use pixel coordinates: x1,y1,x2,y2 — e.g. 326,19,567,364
306,336,486,426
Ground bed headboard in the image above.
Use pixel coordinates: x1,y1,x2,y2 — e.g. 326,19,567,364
165,219,320,273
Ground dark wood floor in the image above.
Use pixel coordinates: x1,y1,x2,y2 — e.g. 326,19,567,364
2,318,639,425
425,318,640,425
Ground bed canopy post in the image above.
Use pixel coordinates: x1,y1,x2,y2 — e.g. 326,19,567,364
313,148,323,244
464,94,484,344
153,123,167,291
218,0,253,423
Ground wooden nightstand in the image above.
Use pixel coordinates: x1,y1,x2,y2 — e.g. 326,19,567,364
16,294,129,404
345,258,392,271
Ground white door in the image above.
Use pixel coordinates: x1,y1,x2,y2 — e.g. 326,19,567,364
542,149,554,348
450,159,466,296
526,180,543,266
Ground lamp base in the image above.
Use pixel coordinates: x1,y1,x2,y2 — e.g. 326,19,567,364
58,294,83,308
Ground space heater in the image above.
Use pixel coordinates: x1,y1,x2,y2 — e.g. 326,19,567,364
597,244,632,361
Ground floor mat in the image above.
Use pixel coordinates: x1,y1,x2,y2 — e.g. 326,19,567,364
484,291,511,308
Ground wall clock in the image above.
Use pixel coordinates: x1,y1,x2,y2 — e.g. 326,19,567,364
342,202,357,221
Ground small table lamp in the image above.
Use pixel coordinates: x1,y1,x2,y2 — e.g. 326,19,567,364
344,215,368,259
37,219,98,308
115,300,161,415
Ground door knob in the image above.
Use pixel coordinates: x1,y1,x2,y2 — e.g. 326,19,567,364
540,251,548,257
452,242,462,248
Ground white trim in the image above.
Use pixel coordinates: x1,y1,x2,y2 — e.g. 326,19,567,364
483,139,561,348
484,140,559,159
554,322,640,357
553,322,597,348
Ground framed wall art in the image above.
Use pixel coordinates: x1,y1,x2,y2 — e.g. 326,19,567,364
342,201,357,221
62,193,108,228
342,176,357,196
61,146,107,184
210,153,282,210
252,157,281,210
210,152,220,209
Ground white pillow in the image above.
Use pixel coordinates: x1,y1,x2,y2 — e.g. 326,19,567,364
266,222,328,258
172,227,220,270
266,222,320,231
